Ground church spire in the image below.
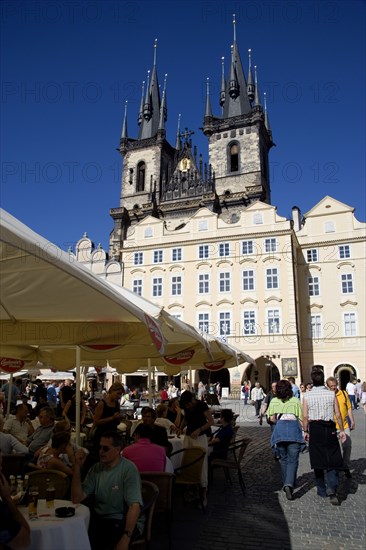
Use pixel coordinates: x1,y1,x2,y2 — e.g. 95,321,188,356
253,65,262,109
220,57,226,107
222,14,251,117
138,39,162,140
264,92,272,136
158,74,167,132
247,49,255,102
138,81,145,126
175,113,181,150
205,77,213,117
121,100,128,139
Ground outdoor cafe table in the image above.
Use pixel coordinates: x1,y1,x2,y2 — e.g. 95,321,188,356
19,499,91,550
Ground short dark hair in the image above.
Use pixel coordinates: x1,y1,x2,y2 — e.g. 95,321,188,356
51,431,71,449
276,380,293,400
141,406,156,419
179,391,194,409
220,409,234,423
100,431,123,448
134,423,153,440
311,367,324,386
287,377,295,384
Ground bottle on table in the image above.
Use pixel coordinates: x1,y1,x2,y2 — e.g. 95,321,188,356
46,478,55,509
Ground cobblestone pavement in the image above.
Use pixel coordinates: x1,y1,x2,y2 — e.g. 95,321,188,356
151,400,366,550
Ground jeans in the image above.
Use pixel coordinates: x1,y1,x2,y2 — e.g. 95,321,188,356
277,442,301,488
314,468,339,496
254,399,263,416
348,395,356,409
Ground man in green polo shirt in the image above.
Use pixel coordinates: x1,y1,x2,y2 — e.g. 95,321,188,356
72,431,144,550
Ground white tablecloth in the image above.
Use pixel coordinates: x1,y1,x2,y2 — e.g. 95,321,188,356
169,435,186,470
19,499,90,550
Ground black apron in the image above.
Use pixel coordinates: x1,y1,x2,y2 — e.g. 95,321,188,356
309,420,343,470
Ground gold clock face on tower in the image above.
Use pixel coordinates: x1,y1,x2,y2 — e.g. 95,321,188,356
179,158,190,172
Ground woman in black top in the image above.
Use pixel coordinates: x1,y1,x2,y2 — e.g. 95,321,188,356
93,383,123,447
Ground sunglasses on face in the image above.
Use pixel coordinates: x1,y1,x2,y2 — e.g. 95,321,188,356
99,445,115,452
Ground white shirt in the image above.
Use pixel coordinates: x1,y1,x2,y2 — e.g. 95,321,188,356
346,382,355,396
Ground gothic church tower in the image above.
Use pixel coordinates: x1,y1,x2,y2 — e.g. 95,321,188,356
203,16,274,222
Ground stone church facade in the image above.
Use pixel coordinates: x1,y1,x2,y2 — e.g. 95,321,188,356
72,24,365,391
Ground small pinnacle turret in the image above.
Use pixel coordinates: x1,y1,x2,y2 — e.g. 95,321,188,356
121,101,128,140
247,49,255,102
220,57,226,107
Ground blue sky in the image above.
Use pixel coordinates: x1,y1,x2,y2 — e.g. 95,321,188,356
1,0,365,251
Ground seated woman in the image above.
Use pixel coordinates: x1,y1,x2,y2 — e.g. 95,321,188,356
34,432,74,476
208,409,235,462
166,398,183,429
62,391,87,427
155,404,181,434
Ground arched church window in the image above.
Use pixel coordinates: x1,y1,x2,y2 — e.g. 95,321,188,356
137,161,146,192
228,143,239,172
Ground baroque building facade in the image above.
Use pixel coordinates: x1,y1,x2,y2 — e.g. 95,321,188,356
72,25,365,392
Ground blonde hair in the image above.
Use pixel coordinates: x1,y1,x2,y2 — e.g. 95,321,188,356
156,404,168,418
108,382,124,393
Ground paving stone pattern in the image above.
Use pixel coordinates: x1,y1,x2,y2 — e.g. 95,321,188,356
151,401,366,550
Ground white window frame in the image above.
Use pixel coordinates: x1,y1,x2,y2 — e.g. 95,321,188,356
153,249,163,264
197,312,210,334
338,245,351,259
306,249,318,263
198,245,209,260
267,309,280,334
198,273,210,294
171,275,182,296
343,312,357,337
172,247,182,262
132,279,143,296
243,310,257,335
264,238,277,253
310,314,322,339
242,269,255,291
219,242,230,257
266,267,279,290
133,252,143,265
219,312,231,338
152,277,163,297
308,276,320,297
219,272,231,292
242,240,254,256
341,273,354,294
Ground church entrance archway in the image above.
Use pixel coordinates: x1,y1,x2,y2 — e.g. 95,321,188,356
333,364,357,390
198,368,230,393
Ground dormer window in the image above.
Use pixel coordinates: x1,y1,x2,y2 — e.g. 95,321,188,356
137,161,146,192
228,142,239,172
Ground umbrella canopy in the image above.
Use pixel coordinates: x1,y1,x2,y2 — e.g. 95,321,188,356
0,209,253,373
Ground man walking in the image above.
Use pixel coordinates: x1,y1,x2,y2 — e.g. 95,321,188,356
302,368,346,505
251,382,265,417
345,379,357,410
326,377,355,479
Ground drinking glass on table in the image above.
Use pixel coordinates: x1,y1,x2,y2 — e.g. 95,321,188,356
28,486,39,519
46,478,55,509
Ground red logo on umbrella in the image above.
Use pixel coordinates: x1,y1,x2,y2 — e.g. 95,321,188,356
144,314,165,354
203,360,226,371
0,357,25,373
164,350,195,365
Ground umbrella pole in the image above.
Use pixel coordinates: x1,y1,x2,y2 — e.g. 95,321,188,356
5,373,13,419
148,359,152,406
75,347,81,446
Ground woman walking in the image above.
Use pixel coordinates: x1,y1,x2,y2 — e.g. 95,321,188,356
266,379,304,500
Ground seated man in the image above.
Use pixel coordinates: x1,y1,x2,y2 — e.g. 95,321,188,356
155,404,181,434
0,451,31,549
0,417,29,455
123,424,166,472
27,407,55,455
208,409,235,462
3,404,34,445
72,431,144,550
